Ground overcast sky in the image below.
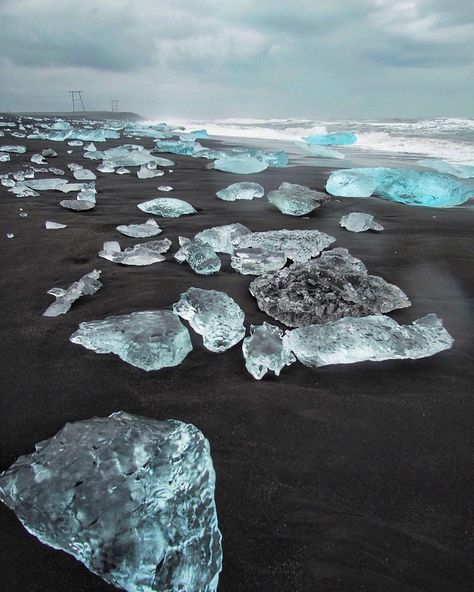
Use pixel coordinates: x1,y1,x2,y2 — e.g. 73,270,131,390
0,0,472,119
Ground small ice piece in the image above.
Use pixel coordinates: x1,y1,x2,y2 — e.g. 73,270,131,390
268,182,329,216
60,199,95,211
303,131,357,145
138,197,196,218
45,221,67,229
73,168,96,180
97,162,115,173
77,183,97,203
84,142,97,152
174,237,221,275
42,148,58,158
213,155,269,174
137,166,165,179
157,185,173,191
0,412,222,591
231,247,287,275
195,223,251,254
31,153,48,165
339,212,384,233
68,140,83,146
19,210,28,218
48,167,65,175
66,149,73,154
0,145,26,153
43,270,102,317
242,322,296,379
154,139,204,156
233,229,335,262
116,219,162,238
173,287,245,352
0,153,10,162
249,248,411,327
68,163,83,171
116,167,130,174
71,313,193,371
7,233,14,239
98,239,171,266
283,314,453,368
216,182,264,201
180,129,209,141
9,186,40,198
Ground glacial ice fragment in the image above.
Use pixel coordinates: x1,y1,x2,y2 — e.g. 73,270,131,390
154,139,204,156
0,153,10,162
283,314,453,367
0,411,222,591
45,221,67,229
116,219,162,238
339,212,383,233
212,155,269,174
174,237,221,275
116,167,130,175
138,198,196,218
242,322,296,379
42,148,58,158
157,185,173,191
99,239,171,266
60,199,95,211
0,145,26,153
418,159,474,179
326,170,376,198
24,178,66,191
43,270,102,317
195,223,251,254
137,166,165,179
304,132,357,145
31,153,47,165
231,248,287,275
173,288,245,352
299,144,346,159
6,233,14,239
267,182,329,216
180,129,209,141
73,168,97,180
249,248,411,327
84,142,96,152
216,182,264,201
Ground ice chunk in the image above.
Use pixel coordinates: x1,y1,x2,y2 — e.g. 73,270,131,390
0,153,10,162
116,167,130,174
243,322,296,379
99,239,171,266
73,168,96,180
326,170,376,198
212,155,268,174
174,237,221,275
0,412,221,591
42,148,57,158
84,142,97,152
43,270,102,317
303,131,357,145
116,219,162,238
267,182,328,216
137,166,165,179
180,129,209,141
157,185,173,191
24,178,66,191
249,248,411,327
233,229,336,262
68,140,83,146
339,212,384,233
31,153,47,165
60,199,95,211
216,182,264,201
299,144,346,159
56,182,87,193
418,159,474,179
173,288,245,352
154,139,204,156
283,314,453,367
68,163,84,172
138,197,196,218
45,221,67,229
97,162,115,173
195,223,251,254
231,247,287,275
77,183,97,203
6,233,14,239
0,145,26,153
48,167,65,175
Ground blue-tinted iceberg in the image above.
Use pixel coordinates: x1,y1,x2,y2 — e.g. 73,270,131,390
339,212,383,233
43,270,102,317
417,159,474,179
216,182,264,201
116,219,162,238
267,182,329,216
0,411,222,591
180,129,209,141
174,237,221,275
154,140,204,156
212,155,268,174
138,198,196,218
243,322,296,379
304,131,357,145
326,170,375,198
195,223,251,254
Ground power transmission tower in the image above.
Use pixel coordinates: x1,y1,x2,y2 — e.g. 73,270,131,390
111,100,119,112
69,90,86,112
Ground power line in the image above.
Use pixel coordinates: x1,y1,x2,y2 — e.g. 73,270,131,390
69,90,86,112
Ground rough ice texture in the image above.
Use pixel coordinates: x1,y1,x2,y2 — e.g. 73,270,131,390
0,412,222,592
174,237,221,275
173,287,245,352
267,182,329,216
99,239,171,266
418,159,474,179
339,212,384,233
43,270,102,317
60,199,95,211
137,166,165,179
24,178,66,191
0,145,26,153
326,170,376,197
45,221,67,230
154,139,204,156
243,322,296,380
195,223,251,254
232,229,336,262
283,314,453,368
303,131,357,145
231,247,287,275
138,198,196,218
212,155,269,174
116,219,162,238
70,311,192,371
73,168,97,180
216,182,264,201
249,248,411,327
85,145,174,168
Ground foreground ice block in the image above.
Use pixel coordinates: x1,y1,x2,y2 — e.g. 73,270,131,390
70,311,192,371
138,198,196,218
249,248,410,327
283,314,453,367
0,412,222,592
267,182,329,216
232,229,336,262
43,270,102,317
195,223,251,254
231,247,287,275
116,219,162,238
216,182,264,201
99,239,171,266
174,237,221,275
303,131,357,145
326,170,375,197
339,212,383,233
242,322,296,379
212,155,268,174
173,287,245,352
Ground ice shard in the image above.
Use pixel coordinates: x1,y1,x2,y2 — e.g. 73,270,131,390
43,270,102,317
283,314,453,368
0,145,26,153
0,411,222,592
216,182,264,201
325,170,376,198
173,287,245,352
180,129,209,141
60,199,95,211
24,178,66,191
138,198,196,218
339,212,384,233
174,237,221,275
242,322,296,379
249,248,411,327
267,182,329,216
45,221,67,229
99,239,171,266
73,168,97,180
303,131,357,145
116,219,162,238
231,247,287,275
212,155,269,174
195,223,251,254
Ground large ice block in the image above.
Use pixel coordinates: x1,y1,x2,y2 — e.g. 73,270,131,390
303,131,357,145
216,182,264,201
138,198,196,218
174,237,221,275
339,212,383,233
212,155,269,174
267,182,328,216
231,247,287,275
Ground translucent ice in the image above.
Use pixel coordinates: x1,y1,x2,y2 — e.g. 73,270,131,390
73,168,96,180
173,288,245,352
304,131,357,145
154,139,204,156
267,182,329,216
137,166,165,179
45,221,67,229
0,411,222,591
231,247,287,275
99,239,171,266
116,167,130,175
6,233,14,238
195,223,251,254
0,153,10,162
24,178,66,191
89,145,174,168
216,182,264,201
0,145,26,153
249,248,411,327
31,153,47,165
43,270,102,317
283,314,453,368
325,170,376,198
84,142,97,152
116,219,162,238
60,199,95,211
138,198,196,218
418,159,474,179
242,322,296,379
213,155,269,174
174,237,221,275
299,144,346,159
339,212,384,233
157,185,173,192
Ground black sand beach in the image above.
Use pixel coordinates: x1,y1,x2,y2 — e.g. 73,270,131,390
1,130,473,591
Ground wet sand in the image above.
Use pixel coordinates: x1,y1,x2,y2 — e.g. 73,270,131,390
0,132,473,591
